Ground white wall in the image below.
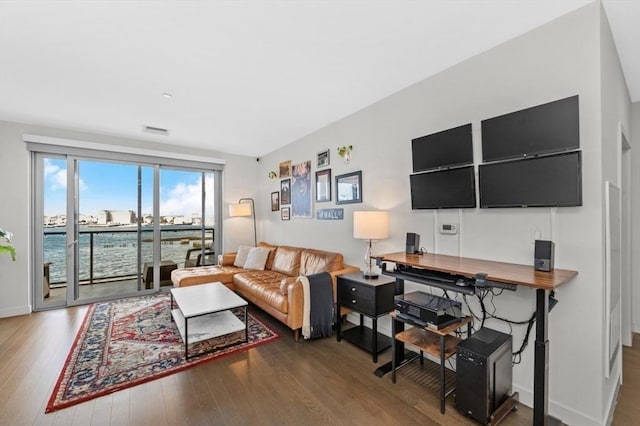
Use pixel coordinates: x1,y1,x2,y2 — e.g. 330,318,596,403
258,3,619,425
0,120,258,316
632,102,640,334
599,3,633,422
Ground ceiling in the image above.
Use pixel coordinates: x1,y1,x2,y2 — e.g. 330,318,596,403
0,1,637,158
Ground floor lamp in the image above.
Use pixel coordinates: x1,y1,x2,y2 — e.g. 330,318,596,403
353,211,389,279
229,198,257,247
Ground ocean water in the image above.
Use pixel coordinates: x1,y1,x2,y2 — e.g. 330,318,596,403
44,227,213,283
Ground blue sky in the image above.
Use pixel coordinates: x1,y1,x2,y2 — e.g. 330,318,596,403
44,159,214,219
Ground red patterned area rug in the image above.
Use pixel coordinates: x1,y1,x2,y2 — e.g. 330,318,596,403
46,292,279,413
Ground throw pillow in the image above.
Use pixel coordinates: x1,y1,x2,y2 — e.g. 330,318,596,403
233,245,253,268
243,247,271,271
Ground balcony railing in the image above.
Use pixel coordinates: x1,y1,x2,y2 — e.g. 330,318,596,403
44,225,214,286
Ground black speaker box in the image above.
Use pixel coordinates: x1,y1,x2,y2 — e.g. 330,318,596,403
406,232,420,254
534,240,555,272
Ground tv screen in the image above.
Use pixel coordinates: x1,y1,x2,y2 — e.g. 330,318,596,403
479,151,582,208
481,95,579,162
410,166,476,209
412,123,473,172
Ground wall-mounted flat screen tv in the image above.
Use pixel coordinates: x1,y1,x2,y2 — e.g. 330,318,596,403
478,151,582,208
410,165,476,209
412,123,473,172
481,95,579,162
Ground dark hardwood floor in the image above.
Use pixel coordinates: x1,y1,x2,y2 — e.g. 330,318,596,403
0,303,635,426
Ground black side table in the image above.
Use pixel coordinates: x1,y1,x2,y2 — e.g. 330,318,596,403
336,272,395,362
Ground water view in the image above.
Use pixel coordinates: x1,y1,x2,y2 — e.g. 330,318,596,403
44,225,213,284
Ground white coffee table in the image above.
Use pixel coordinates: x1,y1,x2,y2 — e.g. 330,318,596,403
170,282,248,359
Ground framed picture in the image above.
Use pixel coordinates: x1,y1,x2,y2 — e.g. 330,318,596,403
315,169,331,202
280,178,291,205
335,170,362,204
317,149,330,168
281,206,290,221
271,191,280,211
292,160,312,218
279,160,292,178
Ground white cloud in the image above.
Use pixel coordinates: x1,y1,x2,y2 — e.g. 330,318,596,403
44,159,87,191
160,175,214,219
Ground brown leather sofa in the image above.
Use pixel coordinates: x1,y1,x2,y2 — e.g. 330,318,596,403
171,242,359,340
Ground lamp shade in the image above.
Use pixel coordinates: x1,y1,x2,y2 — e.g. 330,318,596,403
353,211,389,240
229,202,252,217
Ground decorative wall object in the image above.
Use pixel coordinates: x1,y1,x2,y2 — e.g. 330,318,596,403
317,149,330,168
271,191,280,211
279,160,292,178
315,169,331,202
280,179,291,205
337,145,353,163
281,207,290,221
291,160,312,218
268,171,277,179
316,208,344,220
335,170,362,204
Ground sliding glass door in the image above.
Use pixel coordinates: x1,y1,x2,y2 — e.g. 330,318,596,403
32,152,221,310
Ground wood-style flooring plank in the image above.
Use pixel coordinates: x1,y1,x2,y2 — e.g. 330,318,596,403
5,302,640,425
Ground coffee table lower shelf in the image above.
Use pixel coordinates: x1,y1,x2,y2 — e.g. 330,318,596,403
171,308,246,359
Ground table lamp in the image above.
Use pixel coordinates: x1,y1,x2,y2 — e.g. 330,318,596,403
353,211,389,279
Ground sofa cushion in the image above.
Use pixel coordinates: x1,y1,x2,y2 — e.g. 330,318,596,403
233,245,253,268
171,265,243,287
299,249,343,275
234,270,290,313
243,247,271,270
257,241,278,270
271,246,302,276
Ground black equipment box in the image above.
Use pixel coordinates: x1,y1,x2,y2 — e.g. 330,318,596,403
394,291,462,327
456,327,513,425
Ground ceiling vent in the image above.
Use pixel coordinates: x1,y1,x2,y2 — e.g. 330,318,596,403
142,125,169,136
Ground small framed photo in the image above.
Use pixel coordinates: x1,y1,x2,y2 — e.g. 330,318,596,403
335,170,362,204
315,169,331,202
281,206,290,221
271,191,280,211
279,160,292,178
280,178,291,205
317,149,330,168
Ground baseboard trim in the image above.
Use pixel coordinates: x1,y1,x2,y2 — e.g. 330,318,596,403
513,384,605,426
0,304,32,318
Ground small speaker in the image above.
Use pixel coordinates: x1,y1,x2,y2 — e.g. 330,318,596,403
534,240,555,272
406,232,420,254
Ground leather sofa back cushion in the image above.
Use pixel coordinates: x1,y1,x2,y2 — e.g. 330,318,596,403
271,246,302,276
257,242,278,270
300,249,343,275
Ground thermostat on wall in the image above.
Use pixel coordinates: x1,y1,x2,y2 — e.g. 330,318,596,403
440,224,458,235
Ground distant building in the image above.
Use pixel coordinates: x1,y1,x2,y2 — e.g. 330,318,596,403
97,210,111,225
111,210,135,225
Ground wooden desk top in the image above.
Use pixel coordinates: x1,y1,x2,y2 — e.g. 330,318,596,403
376,252,578,291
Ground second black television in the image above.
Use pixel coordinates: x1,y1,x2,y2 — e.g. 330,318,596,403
478,151,582,208
410,165,476,209
412,123,473,172
481,95,579,162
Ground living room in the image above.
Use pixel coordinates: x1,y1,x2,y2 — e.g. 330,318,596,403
1,2,639,425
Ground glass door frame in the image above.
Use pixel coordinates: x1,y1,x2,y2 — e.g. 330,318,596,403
31,150,223,311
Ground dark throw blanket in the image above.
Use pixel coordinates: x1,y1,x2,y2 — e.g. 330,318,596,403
304,272,334,339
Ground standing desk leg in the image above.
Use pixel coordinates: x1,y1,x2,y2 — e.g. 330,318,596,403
534,288,554,426
375,278,405,377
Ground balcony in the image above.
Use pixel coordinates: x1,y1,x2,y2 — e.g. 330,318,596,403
43,225,214,303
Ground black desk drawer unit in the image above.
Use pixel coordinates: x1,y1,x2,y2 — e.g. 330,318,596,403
336,272,395,362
